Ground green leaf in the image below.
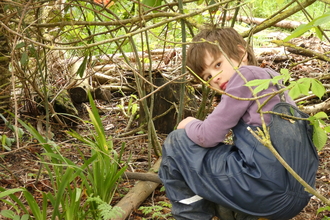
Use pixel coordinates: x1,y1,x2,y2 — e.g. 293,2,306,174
15,42,25,49
311,79,326,99
284,24,310,42
23,190,43,220
75,187,82,202
253,82,270,94
289,106,295,116
245,79,271,94
280,69,291,83
314,112,328,120
245,79,267,87
317,206,330,214
142,0,163,11
298,80,311,95
0,210,15,218
0,188,24,198
314,27,323,40
5,136,15,147
313,125,328,151
142,0,162,7
21,214,30,220
325,126,330,133
131,104,138,115
311,12,330,26
76,56,88,78
20,51,29,67
288,83,300,100
288,79,311,99
284,12,330,42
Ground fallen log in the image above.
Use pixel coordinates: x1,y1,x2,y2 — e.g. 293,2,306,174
69,84,133,103
122,172,162,184
92,72,121,84
299,98,330,114
224,14,306,30
113,158,162,220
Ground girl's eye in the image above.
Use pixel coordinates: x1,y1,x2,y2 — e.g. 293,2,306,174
204,75,212,81
215,62,221,68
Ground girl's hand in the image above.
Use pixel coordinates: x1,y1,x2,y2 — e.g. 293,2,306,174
177,117,196,129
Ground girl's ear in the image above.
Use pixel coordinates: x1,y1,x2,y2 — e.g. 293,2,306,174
238,45,248,64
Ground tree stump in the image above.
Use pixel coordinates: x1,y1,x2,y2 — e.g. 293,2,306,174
140,74,197,134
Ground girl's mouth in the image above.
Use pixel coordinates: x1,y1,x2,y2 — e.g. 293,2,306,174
220,82,228,90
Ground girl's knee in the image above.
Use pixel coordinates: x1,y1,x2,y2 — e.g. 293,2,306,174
163,129,188,148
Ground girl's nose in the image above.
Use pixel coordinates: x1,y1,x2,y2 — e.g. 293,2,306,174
211,73,220,83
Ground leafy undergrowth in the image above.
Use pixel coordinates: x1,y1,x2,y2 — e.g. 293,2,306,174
1,35,330,219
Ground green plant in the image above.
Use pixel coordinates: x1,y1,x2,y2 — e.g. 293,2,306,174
117,95,139,119
0,210,29,220
0,92,127,219
284,11,330,42
317,206,330,219
139,201,172,219
245,68,329,150
0,114,24,151
86,196,124,219
67,92,128,204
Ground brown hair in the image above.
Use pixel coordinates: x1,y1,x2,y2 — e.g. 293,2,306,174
186,27,257,76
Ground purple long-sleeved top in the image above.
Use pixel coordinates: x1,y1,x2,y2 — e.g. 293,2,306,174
185,65,296,148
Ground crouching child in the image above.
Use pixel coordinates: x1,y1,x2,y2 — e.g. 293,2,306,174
158,27,319,220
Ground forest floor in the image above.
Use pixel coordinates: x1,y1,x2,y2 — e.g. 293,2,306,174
1,34,330,219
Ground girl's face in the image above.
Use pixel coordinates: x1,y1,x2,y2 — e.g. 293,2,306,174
201,50,247,91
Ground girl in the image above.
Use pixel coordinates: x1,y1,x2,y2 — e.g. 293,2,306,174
158,27,319,220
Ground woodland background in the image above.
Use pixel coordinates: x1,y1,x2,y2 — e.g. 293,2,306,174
1,0,330,219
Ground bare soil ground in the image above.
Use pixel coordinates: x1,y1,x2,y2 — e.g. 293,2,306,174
1,35,330,219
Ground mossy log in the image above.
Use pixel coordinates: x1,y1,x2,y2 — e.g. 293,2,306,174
272,40,330,62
